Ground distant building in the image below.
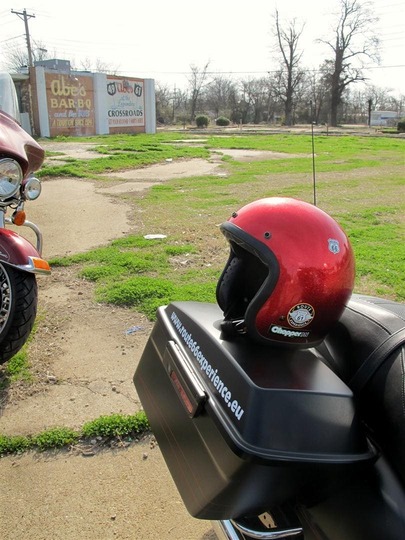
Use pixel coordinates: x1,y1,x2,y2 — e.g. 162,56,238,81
370,110,400,127
34,58,72,73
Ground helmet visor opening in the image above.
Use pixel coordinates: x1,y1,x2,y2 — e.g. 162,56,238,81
219,242,268,321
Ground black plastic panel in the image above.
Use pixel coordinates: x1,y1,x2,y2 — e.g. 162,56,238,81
134,301,375,519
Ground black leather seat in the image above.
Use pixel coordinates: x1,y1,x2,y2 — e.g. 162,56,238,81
318,294,405,487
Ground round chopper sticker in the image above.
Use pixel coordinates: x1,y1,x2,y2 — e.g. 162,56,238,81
287,303,315,328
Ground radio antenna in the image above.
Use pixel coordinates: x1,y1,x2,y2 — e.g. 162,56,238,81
310,101,317,206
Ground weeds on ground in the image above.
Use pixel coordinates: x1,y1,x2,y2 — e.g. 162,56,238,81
0,322,39,391
39,133,210,178
0,412,150,456
3,132,402,454
82,412,149,438
48,132,405,310
50,235,218,320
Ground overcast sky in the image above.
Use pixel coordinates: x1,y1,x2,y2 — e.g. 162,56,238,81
1,0,404,96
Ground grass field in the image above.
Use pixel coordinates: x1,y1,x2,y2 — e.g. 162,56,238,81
46,131,405,318
1,129,403,454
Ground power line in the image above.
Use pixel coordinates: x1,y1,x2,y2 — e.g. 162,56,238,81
0,35,25,44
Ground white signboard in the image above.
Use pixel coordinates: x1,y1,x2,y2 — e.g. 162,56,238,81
106,78,144,127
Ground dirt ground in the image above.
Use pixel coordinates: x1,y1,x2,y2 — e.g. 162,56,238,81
0,142,296,539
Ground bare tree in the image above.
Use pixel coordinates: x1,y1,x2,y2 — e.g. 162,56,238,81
365,85,399,111
187,61,211,121
205,75,236,118
154,82,188,124
240,78,270,124
77,57,119,74
307,69,329,124
273,10,305,126
319,0,380,126
263,74,281,124
227,85,246,124
155,82,172,124
3,39,49,71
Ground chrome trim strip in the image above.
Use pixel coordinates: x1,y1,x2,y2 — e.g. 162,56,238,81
212,519,303,539
211,520,242,540
232,519,303,539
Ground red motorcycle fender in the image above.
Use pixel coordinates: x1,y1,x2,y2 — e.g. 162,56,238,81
0,229,51,274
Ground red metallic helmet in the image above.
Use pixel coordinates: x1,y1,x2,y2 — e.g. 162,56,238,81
216,197,355,347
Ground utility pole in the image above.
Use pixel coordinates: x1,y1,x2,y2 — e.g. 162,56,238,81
11,9,36,135
367,98,373,127
11,9,35,67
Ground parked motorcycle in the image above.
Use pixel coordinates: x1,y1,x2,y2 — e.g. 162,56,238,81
0,73,50,365
134,197,405,539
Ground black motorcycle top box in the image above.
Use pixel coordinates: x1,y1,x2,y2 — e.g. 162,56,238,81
134,301,375,520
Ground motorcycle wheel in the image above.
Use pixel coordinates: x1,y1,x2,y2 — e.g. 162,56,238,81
0,263,37,365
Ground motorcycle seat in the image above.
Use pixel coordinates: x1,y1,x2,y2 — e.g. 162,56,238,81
319,294,405,487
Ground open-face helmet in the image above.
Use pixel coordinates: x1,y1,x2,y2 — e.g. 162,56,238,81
216,197,355,347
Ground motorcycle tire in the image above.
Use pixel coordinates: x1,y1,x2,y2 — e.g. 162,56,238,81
0,263,37,365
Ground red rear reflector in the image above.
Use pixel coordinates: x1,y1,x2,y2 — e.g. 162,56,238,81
170,370,194,415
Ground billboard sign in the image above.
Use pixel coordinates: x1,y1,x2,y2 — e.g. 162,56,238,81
46,73,95,136
106,77,144,128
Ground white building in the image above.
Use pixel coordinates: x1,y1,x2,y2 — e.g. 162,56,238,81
370,110,400,127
